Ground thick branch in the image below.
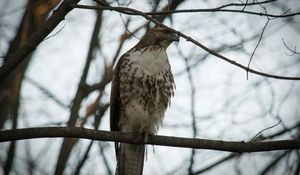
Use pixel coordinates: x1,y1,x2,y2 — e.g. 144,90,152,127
0,0,80,82
0,127,299,153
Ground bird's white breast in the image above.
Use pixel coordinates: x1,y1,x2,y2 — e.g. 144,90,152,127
128,48,169,75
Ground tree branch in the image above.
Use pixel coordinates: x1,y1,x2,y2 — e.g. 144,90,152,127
144,9,300,18
74,4,300,80
0,0,80,82
75,3,300,18
0,127,299,153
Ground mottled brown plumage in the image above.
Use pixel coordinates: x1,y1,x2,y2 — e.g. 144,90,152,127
110,26,179,175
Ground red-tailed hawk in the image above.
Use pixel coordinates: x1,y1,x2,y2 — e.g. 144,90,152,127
110,26,179,175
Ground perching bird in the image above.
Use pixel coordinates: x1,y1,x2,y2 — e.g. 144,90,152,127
110,26,179,175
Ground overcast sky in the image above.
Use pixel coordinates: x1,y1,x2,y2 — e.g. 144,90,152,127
1,0,300,174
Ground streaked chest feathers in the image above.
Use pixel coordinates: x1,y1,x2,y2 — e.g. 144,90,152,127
118,47,175,133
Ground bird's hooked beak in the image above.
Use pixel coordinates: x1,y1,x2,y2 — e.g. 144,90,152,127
170,34,180,42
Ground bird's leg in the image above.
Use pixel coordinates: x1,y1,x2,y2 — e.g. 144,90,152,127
141,131,154,143
133,130,153,144
142,131,148,143
133,130,146,144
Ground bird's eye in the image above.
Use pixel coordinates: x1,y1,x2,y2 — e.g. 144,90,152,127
162,30,170,34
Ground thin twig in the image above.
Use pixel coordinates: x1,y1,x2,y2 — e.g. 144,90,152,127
74,140,94,175
241,0,249,11
250,119,281,142
24,76,69,108
99,143,113,175
178,47,198,173
247,19,270,79
282,39,300,56
74,4,300,18
44,24,66,41
258,151,290,175
192,153,239,174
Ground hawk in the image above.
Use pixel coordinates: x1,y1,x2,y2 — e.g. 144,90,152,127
110,26,179,175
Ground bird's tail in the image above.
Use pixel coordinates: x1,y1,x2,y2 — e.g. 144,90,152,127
116,143,145,175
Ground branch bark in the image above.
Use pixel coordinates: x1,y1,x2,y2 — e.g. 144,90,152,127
0,127,299,153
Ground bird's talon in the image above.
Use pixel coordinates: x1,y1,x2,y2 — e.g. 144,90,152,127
143,132,148,143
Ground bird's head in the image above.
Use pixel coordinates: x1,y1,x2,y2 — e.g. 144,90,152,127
137,26,180,49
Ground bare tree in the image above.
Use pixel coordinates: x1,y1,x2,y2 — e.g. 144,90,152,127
0,0,299,175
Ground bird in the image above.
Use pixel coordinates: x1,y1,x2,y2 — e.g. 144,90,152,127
110,26,179,175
